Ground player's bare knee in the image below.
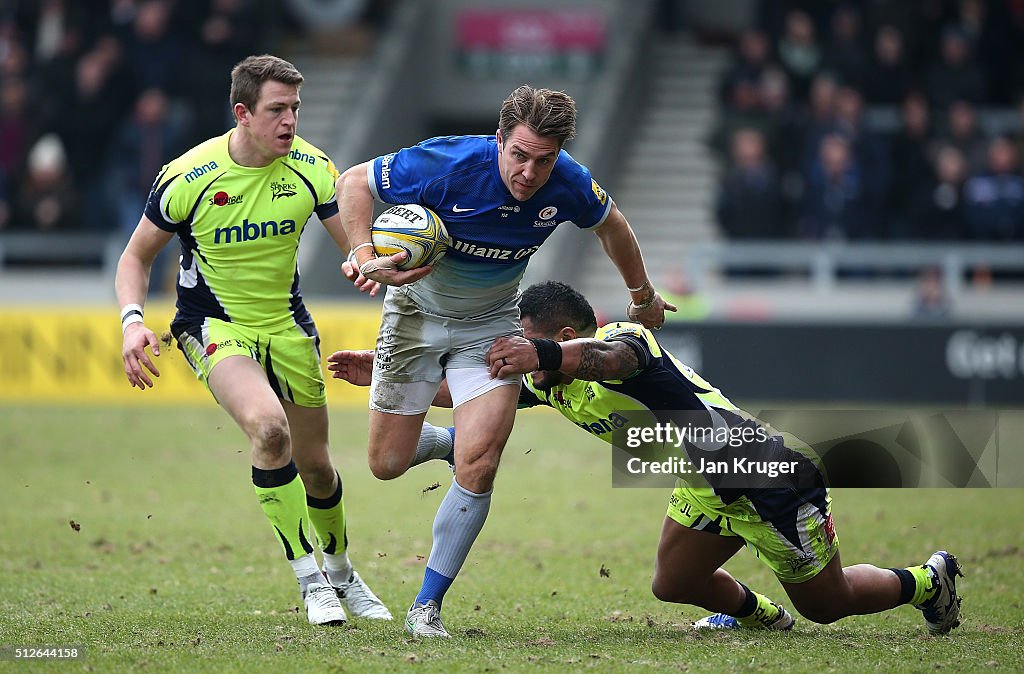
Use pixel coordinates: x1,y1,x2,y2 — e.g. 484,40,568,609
651,574,693,604
455,452,499,490
296,457,335,491
367,452,409,480
250,419,291,462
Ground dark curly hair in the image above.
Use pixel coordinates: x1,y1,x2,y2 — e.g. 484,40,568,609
520,281,597,337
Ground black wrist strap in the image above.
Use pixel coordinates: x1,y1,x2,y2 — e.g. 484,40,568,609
529,338,563,371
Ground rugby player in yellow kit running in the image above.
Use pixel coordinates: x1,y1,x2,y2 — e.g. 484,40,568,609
115,54,421,625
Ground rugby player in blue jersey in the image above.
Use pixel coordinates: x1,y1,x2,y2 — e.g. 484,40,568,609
336,85,675,637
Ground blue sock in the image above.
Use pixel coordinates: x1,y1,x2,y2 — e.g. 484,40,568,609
415,567,455,608
414,478,491,608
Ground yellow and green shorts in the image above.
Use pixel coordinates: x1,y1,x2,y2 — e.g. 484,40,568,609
667,486,839,584
173,317,326,407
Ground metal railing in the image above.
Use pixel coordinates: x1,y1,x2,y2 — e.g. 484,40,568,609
684,242,1024,295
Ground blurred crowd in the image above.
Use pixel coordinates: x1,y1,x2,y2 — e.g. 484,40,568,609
0,0,283,235
0,0,391,240
712,0,1024,242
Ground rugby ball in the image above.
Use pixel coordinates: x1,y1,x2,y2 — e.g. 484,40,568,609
371,204,450,270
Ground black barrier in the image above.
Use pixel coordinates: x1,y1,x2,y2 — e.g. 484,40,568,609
655,322,1024,406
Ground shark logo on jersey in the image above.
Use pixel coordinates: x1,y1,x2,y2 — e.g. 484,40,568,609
270,180,297,200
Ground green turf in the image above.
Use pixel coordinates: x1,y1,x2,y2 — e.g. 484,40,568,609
1,405,1022,673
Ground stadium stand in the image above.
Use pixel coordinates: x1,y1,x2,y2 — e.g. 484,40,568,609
0,0,386,287
2,0,1022,323
577,0,1024,321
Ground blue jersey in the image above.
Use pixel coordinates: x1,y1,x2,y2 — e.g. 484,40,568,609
368,135,612,317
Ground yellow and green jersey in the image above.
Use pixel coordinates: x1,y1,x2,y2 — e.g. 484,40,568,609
144,131,341,331
518,322,828,522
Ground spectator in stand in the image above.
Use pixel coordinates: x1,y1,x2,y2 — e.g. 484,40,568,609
799,73,839,171
0,77,31,181
903,145,969,241
716,128,786,239
798,133,871,240
757,66,804,181
707,75,765,163
23,0,93,61
56,38,134,231
121,0,183,92
23,7,86,137
799,85,888,206
924,26,987,110
12,133,79,232
963,136,1024,241
911,266,953,320
176,0,263,146
823,4,869,91
937,99,989,174
950,0,1016,105
863,25,916,106
887,92,937,235
776,9,823,102
1003,0,1024,96
106,87,185,292
832,86,889,223
719,29,773,108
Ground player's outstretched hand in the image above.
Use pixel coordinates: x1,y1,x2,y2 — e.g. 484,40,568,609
487,335,539,379
627,293,677,330
342,250,432,292
122,322,161,389
326,349,374,386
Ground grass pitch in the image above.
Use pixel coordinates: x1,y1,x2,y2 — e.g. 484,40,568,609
1,405,1022,673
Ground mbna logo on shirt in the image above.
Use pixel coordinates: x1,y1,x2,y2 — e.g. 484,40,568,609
185,161,218,183
214,218,297,244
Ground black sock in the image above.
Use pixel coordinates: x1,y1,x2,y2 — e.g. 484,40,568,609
734,581,758,618
889,568,916,605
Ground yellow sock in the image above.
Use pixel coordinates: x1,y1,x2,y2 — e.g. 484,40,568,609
252,462,314,561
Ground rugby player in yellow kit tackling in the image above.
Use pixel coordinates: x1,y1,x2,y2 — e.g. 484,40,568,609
329,281,963,635
115,55,421,625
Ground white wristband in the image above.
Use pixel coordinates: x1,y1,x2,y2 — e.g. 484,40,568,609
120,304,144,334
120,303,144,321
121,314,144,333
347,241,376,265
